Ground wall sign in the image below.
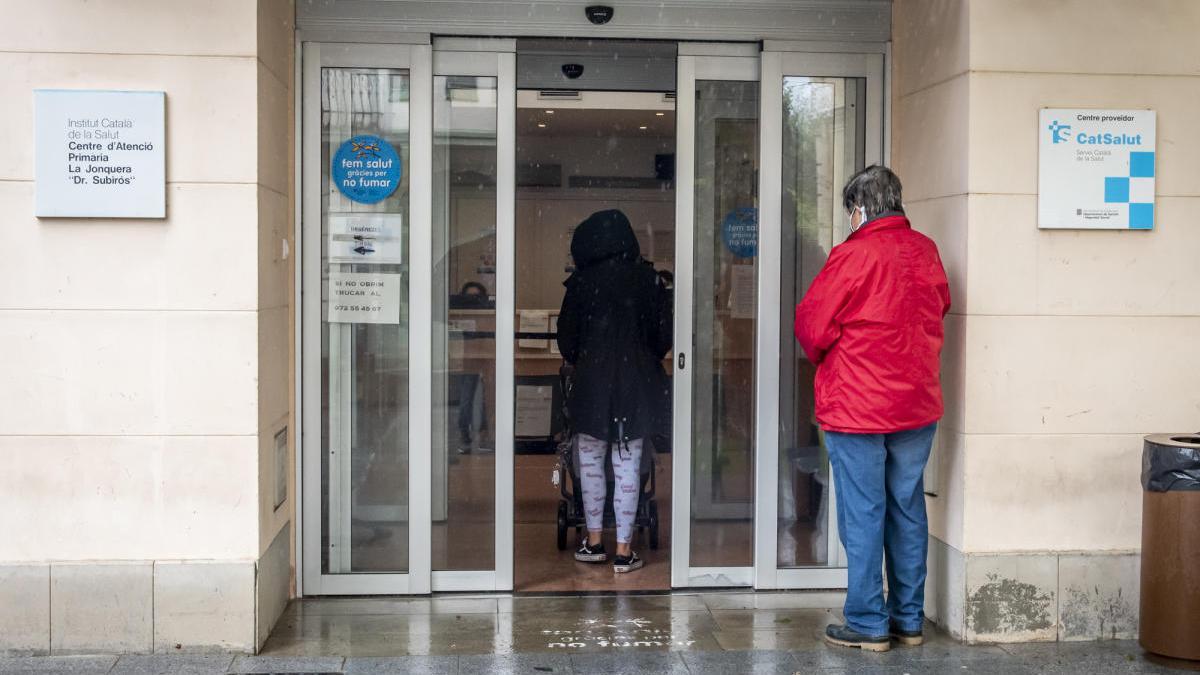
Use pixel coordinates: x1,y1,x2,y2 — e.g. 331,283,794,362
331,134,402,204
1038,109,1156,230
721,207,758,257
35,89,166,218
327,272,401,324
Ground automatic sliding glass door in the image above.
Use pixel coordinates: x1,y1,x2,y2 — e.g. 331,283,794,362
300,39,883,596
755,49,884,590
301,42,433,594
673,46,762,588
430,41,517,592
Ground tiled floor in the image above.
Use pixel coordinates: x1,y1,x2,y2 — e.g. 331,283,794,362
515,454,673,592
0,590,1189,674
343,450,832,589
218,593,1200,672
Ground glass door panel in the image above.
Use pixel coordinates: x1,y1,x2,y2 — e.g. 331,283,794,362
673,49,761,587
320,65,412,575
777,76,865,569
302,42,432,595
429,43,516,592
432,74,498,573
690,79,759,568
755,50,883,589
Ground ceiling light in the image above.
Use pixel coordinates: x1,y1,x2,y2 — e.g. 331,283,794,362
655,112,665,117
545,109,555,114
537,123,547,128
639,125,648,130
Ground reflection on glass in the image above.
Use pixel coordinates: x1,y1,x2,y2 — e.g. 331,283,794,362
320,68,412,574
432,75,499,571
690,80,759,567
778,76,866,568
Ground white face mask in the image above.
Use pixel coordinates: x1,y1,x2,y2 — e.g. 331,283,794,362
848,205,867,233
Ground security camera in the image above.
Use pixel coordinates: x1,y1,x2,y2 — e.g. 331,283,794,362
586,5,614,25
562,63,585,79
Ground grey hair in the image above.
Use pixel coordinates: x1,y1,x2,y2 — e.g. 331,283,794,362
841,165,904,220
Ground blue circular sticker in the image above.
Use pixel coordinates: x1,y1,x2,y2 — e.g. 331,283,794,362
721,207,758,258
331,135,402,204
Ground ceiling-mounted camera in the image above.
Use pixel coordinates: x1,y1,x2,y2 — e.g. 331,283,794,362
586,5,614,25
562,63,585,79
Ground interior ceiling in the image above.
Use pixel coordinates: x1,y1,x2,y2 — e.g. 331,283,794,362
517,107,675,138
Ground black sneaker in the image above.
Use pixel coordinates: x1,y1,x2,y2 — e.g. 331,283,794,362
823,623,891,652
613,551,643,574
889,621,924,646
575,540,607,563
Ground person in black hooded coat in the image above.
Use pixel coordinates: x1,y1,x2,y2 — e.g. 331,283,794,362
557,209,672,572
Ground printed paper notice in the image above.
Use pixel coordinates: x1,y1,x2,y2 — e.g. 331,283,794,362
327,213,404,264
327,272,401,324
515,385,554,438
729,264,756,319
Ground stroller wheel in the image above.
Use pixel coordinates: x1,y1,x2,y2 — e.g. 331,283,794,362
648,500,660,550
557,501,569,551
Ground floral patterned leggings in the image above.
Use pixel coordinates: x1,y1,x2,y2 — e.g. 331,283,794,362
577,433,644,544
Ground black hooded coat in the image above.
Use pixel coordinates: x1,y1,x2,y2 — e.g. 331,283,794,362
557,210,672,444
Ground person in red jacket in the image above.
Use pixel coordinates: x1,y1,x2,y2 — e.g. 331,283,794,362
795,165,950,652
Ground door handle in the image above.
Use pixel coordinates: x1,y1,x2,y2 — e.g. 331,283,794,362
678,352,686,370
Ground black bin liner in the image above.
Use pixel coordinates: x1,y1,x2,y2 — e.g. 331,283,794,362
1142,433,1200,492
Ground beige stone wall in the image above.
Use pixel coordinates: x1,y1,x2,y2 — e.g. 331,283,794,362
892,0,970,552
960,0,1200,554
895,0,1199,642
255,0,298,638
0,0,295,653
895,0,1200,557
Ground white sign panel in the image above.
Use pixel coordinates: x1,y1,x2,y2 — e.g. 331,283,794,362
327,213,403,239
1038,109,1155,230
327,272,401,324
35,89,166,218
326,213,403,264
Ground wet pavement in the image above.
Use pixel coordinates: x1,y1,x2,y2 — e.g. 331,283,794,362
0,591,1191,673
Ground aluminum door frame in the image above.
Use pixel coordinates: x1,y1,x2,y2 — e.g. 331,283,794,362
429,39,517,593
300,41,434,595
671,44,761,589
753,48,884,591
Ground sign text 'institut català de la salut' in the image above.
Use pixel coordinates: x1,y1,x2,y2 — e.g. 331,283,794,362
34,89,165,219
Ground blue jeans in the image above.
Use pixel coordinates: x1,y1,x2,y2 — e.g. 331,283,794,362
825,423,936,637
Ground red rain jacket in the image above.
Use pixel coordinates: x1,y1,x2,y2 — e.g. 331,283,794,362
794,215,951,434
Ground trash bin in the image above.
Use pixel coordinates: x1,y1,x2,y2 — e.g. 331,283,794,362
1139,433,1200,661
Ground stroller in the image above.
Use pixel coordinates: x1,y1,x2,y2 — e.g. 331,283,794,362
554,364,661,551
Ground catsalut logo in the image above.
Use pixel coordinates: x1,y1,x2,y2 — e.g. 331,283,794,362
1048,118,1143,146
1048,120,1072,143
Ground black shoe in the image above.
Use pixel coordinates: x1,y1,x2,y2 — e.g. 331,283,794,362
575,540,607,563
889,621,924,646
613,551,643,574
823,623,891,652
